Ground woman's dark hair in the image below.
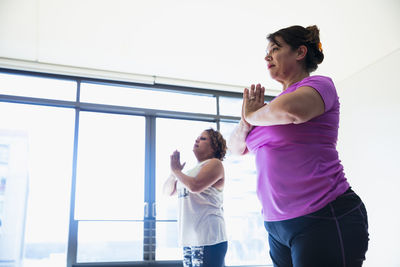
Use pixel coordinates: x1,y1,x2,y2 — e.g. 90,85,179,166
205,128,227,161
267,25,324,73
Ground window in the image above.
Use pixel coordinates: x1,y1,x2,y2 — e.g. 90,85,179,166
0,69,272,267
80,82,216,114
219,96,243,117
77,221,144,262
75,112,145,220
0,73,76,100
0,102,75,267
75,112,145,262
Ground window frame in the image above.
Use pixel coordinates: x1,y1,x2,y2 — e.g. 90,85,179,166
0,67,274,267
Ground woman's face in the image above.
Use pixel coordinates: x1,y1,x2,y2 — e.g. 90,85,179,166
193,131,214,160
265,36,299,82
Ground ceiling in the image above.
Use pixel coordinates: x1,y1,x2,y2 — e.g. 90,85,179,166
1,0,399,92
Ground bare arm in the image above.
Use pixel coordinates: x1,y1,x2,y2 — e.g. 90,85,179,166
227,91,254,156
244,85,325,126
171,156,224,193
163,173,177,196
228,120,252,155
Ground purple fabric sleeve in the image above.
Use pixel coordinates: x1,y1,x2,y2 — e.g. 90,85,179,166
298,75,338,112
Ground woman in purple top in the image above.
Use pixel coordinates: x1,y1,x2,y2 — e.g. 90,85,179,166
229,25,369,267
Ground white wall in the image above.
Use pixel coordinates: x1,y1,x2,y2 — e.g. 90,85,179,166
1,0,399,92
337,49,400,267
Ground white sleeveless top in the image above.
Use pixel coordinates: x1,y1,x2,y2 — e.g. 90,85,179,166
177,159,227,246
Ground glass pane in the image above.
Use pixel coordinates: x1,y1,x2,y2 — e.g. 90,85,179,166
75,112,145,220
219,96,242,117
0,102,74,267
220,122,271,266
77,221,143,262
0,73,77,101
155,118,216,221
80,82,216,114
155,222,180,260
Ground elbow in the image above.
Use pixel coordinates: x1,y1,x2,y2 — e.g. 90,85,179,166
168,189,177,196
187,181,203,193
289,113,306,124
287,110,312,124
227,137,248,156
280,104,307,124
168,185,177,196
228,146,247,156
163,186,176,196
187,185,201,193
163,179,177,196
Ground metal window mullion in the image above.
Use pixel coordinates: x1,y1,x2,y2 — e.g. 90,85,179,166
66,80,81,267
143,116,156,261
216,95,220,130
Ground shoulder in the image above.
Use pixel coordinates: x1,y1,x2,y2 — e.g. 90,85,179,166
299,75,335,88
282,75,334,97
205,158,224,165
298,75,338,112
202,158,224,169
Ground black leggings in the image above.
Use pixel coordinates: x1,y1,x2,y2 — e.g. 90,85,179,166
183,241,227,267
264,188,369,267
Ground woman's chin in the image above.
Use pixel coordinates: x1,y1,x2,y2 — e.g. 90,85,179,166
268,71,277,80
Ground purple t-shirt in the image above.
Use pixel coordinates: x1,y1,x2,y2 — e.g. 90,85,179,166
246,75,349,221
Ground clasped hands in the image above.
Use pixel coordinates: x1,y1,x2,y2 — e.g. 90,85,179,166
170,150,185,175
242,83,266,125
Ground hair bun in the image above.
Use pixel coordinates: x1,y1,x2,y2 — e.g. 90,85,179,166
305,25,320,44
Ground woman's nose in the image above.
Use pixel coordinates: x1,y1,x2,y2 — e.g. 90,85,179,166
265,55,272,61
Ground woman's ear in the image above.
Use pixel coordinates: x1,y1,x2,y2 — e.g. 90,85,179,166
296,45,307,61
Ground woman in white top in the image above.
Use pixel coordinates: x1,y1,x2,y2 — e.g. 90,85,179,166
163,128,228,267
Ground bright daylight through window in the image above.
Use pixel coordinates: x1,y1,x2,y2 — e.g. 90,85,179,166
0,70,271,267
